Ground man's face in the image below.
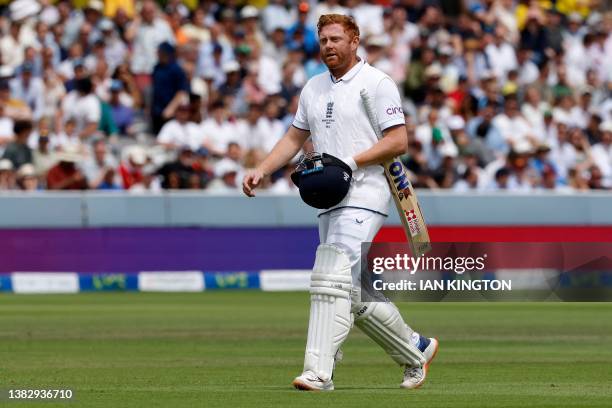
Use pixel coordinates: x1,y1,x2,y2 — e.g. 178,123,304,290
94,143,106,160
318,23,358,72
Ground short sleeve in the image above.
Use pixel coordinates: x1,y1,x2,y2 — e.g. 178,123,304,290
375,77,405,131
292,87,310,131
157,121,175,144
85,97,102,124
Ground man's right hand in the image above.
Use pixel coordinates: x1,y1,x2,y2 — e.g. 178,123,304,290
242,169,265,197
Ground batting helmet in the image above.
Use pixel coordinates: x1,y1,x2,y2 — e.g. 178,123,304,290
291,153,353,209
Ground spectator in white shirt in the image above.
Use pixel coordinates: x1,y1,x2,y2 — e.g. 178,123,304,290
60,77,101,142
127,0,175,88
521,86,549,141
200,100,238,156
257,99,285,154
591,121,612,186
235,103,268,152
516,47,539,86
261,0,296,34
493,94,535,148
157,103,202,151
485,25,518,82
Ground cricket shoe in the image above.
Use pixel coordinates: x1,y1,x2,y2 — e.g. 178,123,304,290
292,370,334,391
400,336,439,389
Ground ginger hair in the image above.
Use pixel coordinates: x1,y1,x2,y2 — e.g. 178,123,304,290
317,14,360,39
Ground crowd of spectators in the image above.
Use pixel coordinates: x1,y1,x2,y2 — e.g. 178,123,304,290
0,0,610,193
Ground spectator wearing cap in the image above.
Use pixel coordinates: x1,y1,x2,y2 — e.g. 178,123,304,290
207,157,241,192
108,80,135,136
432,142,460,188
57,43,86,84
16,163,39,191
435,44,460,93
591,121,612,186
286,2,318,57
31,130,56,178
1,0,40,69
151,42,189,134
494,142,538,192
82,138,121,190
127,0,175,89
99,19,127,72
262,0,296,34
61,76,101,141
118,145,148,189
364,35,393,77
46,147,88,190
218,60,243,99
240,6,266,51
191,147,214,189
2,120,33,169
157,103,202,151
0,159,15,190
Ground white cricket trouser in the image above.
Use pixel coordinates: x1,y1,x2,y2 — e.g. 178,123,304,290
318,207,385,286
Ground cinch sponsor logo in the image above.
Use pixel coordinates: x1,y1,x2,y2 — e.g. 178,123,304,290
386,106,403,115
387,161,411,196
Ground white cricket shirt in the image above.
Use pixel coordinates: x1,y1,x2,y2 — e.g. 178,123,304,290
292,59,405,215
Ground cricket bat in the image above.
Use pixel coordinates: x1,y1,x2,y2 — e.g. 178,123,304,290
360,88,431,257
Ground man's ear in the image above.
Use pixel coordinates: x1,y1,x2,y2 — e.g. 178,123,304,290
351,36,360,52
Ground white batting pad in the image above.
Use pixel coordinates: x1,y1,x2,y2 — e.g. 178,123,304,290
303,244,353,382
353,301,426,367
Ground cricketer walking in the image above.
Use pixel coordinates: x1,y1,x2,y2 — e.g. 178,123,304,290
242,14,438,391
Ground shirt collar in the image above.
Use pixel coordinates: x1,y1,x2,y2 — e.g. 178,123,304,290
330,57,365,83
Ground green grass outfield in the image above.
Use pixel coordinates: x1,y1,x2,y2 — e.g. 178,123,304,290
1,292,611,408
